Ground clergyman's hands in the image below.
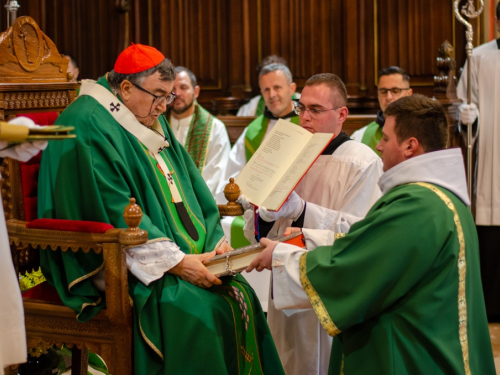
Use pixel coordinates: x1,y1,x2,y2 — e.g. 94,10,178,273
246,238,279,272
216,240,233,255
169,251,222,288
259,191,305,222
282,227,302,236
459,103,479,124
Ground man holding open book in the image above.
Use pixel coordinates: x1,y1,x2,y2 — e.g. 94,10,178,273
247,73,383,375
247,94,495,375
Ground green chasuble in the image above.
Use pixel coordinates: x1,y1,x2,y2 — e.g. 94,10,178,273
244,114,300,162
301,183,495,375
359,120,383,156
168,103,214,174
38,77,284,375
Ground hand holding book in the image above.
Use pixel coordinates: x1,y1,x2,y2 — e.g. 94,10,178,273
259,191,305,222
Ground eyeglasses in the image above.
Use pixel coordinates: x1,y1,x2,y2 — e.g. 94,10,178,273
377,87,410,96
294,102,341,116
131,81,176,106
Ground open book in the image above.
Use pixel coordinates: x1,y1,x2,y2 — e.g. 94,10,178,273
236,119,334,211
205,231,305,277
0,122,75,142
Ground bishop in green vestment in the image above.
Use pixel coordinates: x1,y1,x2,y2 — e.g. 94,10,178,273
247,94,496,374
38,44,283,375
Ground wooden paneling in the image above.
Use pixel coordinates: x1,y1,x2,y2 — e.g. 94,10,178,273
0,0,478,112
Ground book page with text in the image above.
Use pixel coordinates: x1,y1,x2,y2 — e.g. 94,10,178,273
262,132,333,210
236,120,312,207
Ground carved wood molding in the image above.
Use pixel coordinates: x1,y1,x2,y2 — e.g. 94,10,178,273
7,221,128,254
0,90,74,111
0,17,70,83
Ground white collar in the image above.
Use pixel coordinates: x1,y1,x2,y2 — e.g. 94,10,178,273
378,148,470,206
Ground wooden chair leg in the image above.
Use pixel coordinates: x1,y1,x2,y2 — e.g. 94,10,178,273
71,346,88,375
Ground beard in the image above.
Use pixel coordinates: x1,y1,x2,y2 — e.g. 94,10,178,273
172,97,194,115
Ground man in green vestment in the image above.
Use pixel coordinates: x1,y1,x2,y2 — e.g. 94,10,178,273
247,94,496,374
351,66,412,156
236,55,300,117
168,66,231,203
38,44,284,375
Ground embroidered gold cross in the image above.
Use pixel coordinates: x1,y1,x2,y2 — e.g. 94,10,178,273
272,256,284,273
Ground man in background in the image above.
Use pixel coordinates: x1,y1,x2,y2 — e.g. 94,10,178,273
169,66,231,202
237,55,300,116
63,54,79,82
351,66,412,155
220,62,300,312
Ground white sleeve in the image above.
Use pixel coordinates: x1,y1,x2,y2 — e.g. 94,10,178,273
237,95,261,116
224,128,247,181
457,55,479,108
126,239,185,285
201,118,231,204
272,243,311,310
303,201,363,233
334,153,383,220
350,126,367,143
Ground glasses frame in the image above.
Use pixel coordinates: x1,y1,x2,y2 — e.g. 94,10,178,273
294,102,342,117
377,87,410,96
130,81,176,107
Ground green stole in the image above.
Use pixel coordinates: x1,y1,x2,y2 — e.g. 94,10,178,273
244,114,300,162
170,103,214,174
360,121,383,156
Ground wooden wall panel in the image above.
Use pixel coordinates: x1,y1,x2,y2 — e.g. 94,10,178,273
376,0,457,96
0,0,479,111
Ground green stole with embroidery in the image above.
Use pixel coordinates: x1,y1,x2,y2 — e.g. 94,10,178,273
170,103,214,174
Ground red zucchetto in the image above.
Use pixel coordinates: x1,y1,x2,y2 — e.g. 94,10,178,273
114,43,165,74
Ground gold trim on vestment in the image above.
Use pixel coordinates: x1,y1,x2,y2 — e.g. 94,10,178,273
76,297,102,320
142,145,197,254
68,262,104,291
299,253,342,337
335,233,346,240
214,235,227,252
162,152,207,237
412,182,471,375
139,318,164,361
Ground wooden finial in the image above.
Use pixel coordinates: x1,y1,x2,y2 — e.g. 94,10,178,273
218,178,244,216
119,197,148,245
223,178,241,206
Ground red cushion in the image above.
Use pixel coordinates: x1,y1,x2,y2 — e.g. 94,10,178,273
16,113,59,221
27,219,114,233
22,281,62,303
17,112,58,126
